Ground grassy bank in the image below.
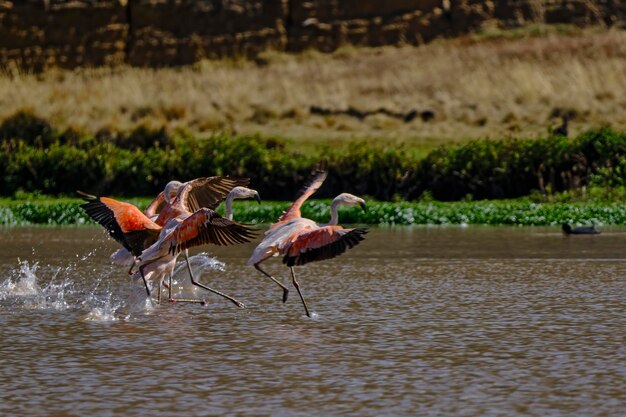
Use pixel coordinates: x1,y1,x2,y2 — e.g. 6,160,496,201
1,28,624,148
2,197,626,227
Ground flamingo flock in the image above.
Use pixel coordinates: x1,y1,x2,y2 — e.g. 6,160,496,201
79,168,367,317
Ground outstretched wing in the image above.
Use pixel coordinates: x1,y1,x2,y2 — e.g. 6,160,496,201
177,176,250,213
78,191,161,255
277,168,327,223
144,191,166,218
167,208,258,255
281,226,368,267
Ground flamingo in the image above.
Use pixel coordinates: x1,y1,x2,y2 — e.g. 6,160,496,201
107,180,247,267
248,168,368,317
79,176,252,303
133,206,256,307
80,176,248,259
156,185,261,304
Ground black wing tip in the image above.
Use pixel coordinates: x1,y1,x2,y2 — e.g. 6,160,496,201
283,227,368,267
230,223,260,244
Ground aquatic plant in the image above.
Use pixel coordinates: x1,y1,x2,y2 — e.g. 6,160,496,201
3,197,626,227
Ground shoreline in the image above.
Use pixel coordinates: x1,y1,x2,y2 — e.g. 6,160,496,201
2,198,625,227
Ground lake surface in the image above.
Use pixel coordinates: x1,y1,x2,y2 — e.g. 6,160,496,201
0,226,625,417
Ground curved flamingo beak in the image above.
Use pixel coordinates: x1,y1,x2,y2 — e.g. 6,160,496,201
359,201,367,211
254,193,261,204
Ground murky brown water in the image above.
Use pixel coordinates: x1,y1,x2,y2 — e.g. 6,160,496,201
0,226,625,416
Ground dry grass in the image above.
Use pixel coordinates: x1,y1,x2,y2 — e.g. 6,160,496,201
1,27,625,150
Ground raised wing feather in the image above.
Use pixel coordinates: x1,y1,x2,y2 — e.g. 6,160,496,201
78,191,161,255
277,169,327,223
167,208,258,255
281,226,368,267
177,176,250,213
144,191,166,217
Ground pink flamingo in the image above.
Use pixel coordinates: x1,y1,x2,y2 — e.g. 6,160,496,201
79,176,254,304
134,203,256,306
154,186,261,307
248,168,368,317
80,176,248,258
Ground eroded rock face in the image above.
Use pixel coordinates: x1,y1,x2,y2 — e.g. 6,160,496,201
0,0,624,70
0,0,127,71
128,0,288,66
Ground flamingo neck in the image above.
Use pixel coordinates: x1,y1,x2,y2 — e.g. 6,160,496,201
224,193,234,220
328,198,341,226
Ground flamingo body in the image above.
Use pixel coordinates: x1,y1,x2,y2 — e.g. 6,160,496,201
138,209,255,264
248,168,368,317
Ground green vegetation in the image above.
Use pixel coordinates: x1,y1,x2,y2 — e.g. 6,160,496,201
2,196,626,227
2,111,626,203
406,129,626,200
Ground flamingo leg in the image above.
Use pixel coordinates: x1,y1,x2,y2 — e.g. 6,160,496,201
164,273,204,304
165,253,208,305
138,265,151,297
157,279,161,304
168,273,172,300
254,263,290,303
290,267,311,318
128,258,138,275
183,251,245,308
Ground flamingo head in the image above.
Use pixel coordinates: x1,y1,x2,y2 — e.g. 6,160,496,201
229,186,261,204
334,193,367,211
164,180,183,203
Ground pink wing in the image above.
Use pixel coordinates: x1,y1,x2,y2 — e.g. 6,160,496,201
144,191,166,217
277,169,327,223
78,192,161,255
281,225,368,267
166,208,258,255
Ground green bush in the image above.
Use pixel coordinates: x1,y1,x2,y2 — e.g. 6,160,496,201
2,110,626,201
403,129,626,200
0,110,55,147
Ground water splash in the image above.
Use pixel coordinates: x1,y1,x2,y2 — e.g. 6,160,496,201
173,252,225,277
0,259,79,310
0,251,222,320
39,268,73,311
84,293,119,322
79,248,99,262
0,259,41,298
170,253,226,293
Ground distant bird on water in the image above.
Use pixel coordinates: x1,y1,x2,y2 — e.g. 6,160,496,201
562,223,600,235
248,167,368,318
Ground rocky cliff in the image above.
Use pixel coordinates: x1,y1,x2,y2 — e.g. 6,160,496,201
1,0,624,70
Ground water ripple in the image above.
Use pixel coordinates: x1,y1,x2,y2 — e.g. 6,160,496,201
0,227,625,417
